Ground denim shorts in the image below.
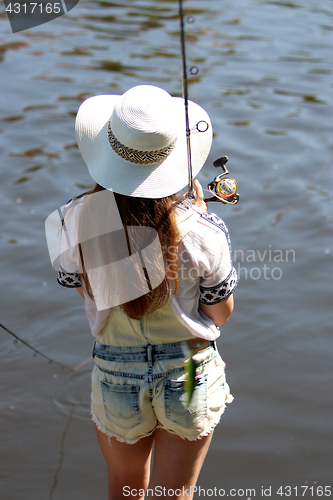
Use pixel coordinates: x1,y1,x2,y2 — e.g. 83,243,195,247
91,339,233,444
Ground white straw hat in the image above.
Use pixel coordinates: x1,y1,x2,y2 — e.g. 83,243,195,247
75,85,212,198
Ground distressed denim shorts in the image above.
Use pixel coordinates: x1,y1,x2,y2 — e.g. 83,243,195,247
91,339,233,444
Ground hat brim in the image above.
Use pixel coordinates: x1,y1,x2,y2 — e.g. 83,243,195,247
75,93,212,198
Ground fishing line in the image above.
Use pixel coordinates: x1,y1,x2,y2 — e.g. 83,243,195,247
49,403,75,500
0,322,74,371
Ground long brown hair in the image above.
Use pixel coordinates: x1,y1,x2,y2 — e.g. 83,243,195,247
76,183,180,319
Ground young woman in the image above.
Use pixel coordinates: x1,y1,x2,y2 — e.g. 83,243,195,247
57,85,238,499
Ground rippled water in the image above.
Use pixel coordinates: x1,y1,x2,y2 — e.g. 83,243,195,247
0,1,332,499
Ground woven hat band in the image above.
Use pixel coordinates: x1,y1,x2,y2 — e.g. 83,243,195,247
108,121,177,165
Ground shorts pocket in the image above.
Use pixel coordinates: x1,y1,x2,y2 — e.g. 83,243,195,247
101,381,143,430
164,375,207,428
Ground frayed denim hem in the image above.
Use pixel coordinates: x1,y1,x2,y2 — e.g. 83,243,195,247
154,402,229,442
91,412,157,445
92,395,232,444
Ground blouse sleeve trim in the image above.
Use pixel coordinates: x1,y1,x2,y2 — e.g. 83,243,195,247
199,267,238,305
57,265,81,288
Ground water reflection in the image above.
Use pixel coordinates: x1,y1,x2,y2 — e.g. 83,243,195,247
0,41,28,60
10,147,60,158
0,115,24,121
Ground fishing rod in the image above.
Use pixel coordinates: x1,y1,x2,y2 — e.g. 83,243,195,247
178,0,239,206
179,0,194,198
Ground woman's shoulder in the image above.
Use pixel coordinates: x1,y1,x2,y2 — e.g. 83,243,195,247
175,205,232,267
194,210,230,235
176,203,230,240
63,194,88,211
190,210,232,256
61,194,88,225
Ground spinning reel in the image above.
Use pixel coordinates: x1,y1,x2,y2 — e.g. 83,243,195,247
204,156,239,205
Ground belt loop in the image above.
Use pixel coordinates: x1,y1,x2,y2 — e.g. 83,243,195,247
147,344,153,368
92,340,96,358
212,340,217,350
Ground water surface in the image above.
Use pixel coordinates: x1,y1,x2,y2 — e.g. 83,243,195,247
0,0,332,498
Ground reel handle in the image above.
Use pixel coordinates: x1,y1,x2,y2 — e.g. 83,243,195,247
213,156,229,173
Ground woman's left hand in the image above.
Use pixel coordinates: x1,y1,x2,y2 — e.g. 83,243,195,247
194,179,208,211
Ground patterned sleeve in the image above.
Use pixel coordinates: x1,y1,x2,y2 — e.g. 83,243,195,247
57,266,81,288
198,212,238,305
57,198,81,289
199,267,238,305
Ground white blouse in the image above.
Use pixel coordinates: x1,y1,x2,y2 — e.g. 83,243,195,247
57,197,238,341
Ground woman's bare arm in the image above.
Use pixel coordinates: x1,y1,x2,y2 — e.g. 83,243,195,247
76,287,84,298
199,294,234,327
